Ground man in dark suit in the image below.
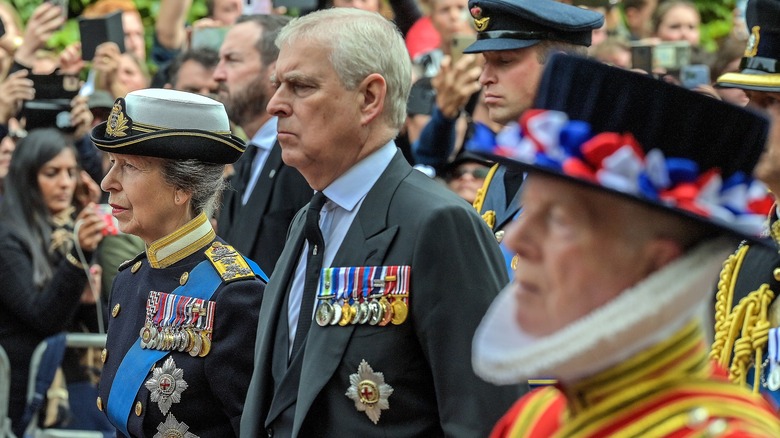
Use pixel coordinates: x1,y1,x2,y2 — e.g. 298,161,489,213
214,14,312,275
241,8,522,438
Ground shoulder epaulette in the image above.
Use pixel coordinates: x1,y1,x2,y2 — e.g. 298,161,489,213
204,242,255,283
118,251,147,271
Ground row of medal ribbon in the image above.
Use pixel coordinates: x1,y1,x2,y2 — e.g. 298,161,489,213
315,265,410,327
139,290,216,357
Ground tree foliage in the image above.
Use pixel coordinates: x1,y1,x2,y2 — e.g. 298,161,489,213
9,0,208,54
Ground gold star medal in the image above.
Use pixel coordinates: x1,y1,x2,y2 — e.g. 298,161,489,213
145,356,188,415
345,360,394,424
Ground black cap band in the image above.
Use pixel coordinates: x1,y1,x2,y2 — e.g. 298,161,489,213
740,56,779,74
476,29,591,46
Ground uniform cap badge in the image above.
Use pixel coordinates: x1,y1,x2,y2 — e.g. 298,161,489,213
745,26,761,57
105,98,131,138
470,6,490,32
345,360,394,424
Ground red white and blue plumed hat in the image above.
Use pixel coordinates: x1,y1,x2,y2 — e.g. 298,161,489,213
478,54,773,243
90,88,246,164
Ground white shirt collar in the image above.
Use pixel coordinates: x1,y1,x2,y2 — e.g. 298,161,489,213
322,140,396,212
249,116,278,150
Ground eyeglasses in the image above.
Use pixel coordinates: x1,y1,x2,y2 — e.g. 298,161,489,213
451,167,489,179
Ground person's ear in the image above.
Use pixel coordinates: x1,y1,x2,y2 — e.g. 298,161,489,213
174,188,190,206
358,73,387,126
644,238,684,273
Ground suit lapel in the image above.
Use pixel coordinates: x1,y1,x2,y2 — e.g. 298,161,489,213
230,142,284,252
291,152,409,435
255,210,306,416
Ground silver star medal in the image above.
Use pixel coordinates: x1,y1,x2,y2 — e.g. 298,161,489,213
145,356,188,415
154,413,198,438
345,360,394,424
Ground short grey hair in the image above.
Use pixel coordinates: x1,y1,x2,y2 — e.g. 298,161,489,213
276,8,412,130
236,14,292,66
161,159,226,218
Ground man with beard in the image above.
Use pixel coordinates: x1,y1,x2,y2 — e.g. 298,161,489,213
214,14,312,275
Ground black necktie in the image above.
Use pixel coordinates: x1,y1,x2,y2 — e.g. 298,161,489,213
238,144,258,189
290,191,328,359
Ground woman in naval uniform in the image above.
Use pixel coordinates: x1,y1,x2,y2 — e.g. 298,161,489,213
92,89,266,437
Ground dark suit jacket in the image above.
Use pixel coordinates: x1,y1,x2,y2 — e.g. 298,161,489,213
241,151,523,437
218,141,312,275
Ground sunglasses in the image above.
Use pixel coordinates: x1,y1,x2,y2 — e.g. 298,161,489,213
451,167,489,179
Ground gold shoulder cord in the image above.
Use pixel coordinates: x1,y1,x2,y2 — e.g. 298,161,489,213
472,163,500,214
710,244,775,393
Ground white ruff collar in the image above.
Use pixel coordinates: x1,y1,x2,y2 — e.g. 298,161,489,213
472,239,734,385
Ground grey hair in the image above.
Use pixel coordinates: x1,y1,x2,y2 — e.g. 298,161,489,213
276,8,412,130
161,159,226,218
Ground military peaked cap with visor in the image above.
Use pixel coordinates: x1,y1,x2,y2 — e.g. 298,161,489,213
716,0,780,92
463,0,604,53
90,88,246,164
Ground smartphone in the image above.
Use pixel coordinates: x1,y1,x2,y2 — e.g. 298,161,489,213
47,0,69,21
78,11,125,61
96,204,120,236
272,0,318,12
450,33,477,64
680,64,711,89
630,44,653,72
20,73,80,132
653,41,691,71
243,0,272,15
191,26,229,51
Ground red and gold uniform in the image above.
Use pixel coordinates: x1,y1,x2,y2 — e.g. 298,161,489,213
490,321,780,438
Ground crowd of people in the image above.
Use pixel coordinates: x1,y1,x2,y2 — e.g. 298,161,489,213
1,0,780,436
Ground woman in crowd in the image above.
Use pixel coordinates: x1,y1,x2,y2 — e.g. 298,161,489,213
652,0,701,47
0,128,105,436
93,89,265,437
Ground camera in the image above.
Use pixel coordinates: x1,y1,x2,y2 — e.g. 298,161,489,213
20,73,80,132
630,41,691,73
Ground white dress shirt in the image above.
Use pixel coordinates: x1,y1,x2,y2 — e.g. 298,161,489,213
242,116,278,205
286,141,397,356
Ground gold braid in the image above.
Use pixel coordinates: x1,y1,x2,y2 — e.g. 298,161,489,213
472,163,500,215
711,245,749,365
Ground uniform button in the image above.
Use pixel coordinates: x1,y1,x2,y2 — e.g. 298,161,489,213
135,401,143,416
180,271,189,285
495,230,505,243
687,407,708,428
96,396,103,411
774,267,780,282
266,427,273,437
131,261,142,273
101,348,108,363
111,303,120,317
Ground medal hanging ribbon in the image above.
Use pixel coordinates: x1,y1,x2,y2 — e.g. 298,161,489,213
768,328,780,391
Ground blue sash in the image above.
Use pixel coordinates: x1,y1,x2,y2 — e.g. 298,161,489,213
106,257,265,436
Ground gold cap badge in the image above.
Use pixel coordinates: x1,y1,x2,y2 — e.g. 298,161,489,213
471,6,490,32
745,26,760,57
106,98,131,138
